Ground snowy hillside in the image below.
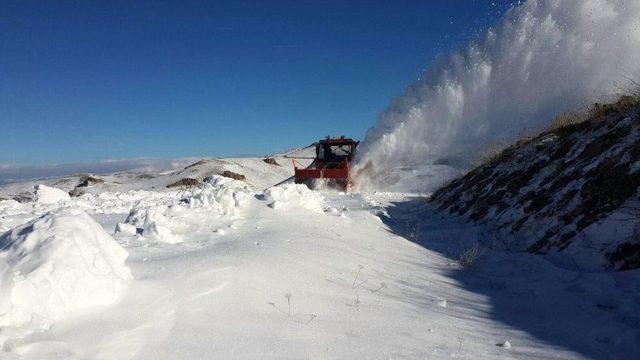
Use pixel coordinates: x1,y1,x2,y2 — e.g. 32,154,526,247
0,147,314,202
431,96,640,271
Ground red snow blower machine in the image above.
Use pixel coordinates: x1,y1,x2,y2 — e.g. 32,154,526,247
291,136,359,191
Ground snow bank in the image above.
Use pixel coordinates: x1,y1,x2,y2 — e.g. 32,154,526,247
0,199,24,218
181,176,252,216
34,184,70,204
118,176,252,244
0,210,132,330
262,184,325,213
76,190,178,215
355,0,640,192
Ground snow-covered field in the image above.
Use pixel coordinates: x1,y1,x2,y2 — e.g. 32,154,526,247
1,162,638,359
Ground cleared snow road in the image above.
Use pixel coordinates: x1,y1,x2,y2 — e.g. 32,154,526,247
1,186,638,359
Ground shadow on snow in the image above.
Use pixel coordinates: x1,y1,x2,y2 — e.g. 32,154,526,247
378,197,640,360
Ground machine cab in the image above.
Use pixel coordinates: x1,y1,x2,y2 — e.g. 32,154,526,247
315,136,358,163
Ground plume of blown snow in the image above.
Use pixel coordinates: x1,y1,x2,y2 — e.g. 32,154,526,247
354,0,640,192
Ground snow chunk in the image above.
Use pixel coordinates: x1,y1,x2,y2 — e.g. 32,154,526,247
115,222,138,236
181,175,252,216
141,208,182,244
34,184,70,204
0,210,132,330
125,205,182,244
262,184,325,213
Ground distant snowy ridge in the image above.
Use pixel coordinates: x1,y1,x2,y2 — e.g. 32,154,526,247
0,157,199,186
356,0,640,192
0,153,309,202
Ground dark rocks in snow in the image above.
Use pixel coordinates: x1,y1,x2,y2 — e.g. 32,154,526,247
78,176,104,187
12,192,34,203
184,159,229,170
184,159,209,170
167,178,200,188
69,188,85,197
607,242,640,271
263,158,280,166
220,171,246,181
524,193,551,214
68,175,105,196
430,99,640,270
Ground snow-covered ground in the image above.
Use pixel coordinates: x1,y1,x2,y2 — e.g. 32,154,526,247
1,164,638,359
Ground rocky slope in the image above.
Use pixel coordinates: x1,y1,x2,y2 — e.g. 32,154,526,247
430,96,640,271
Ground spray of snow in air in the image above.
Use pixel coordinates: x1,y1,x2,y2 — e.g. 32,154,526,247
354,0,640,192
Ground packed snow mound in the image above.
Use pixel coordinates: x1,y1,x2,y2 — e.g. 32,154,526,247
115,222,137,236
0,210,132,329
355,0,640,192
124,205,182,244
34,184,70,204
262,184,325,213
139,207,182,244
76,190,177,215
181,176,252,216
120,177,253,244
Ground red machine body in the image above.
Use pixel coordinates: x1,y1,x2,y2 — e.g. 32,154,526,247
293,136,359,190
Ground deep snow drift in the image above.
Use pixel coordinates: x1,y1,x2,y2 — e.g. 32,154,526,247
0,210,131,334
355,0,640,192
33,185,71,204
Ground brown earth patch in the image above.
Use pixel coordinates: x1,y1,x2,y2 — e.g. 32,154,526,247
167,178,200,188
263,158,280,166
220,171,246,181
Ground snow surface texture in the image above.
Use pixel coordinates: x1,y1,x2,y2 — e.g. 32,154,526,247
0,189,638,359
262,183,326,213
182,176,252,215
355,0,640,192
0,159,639,358
0,210,131,333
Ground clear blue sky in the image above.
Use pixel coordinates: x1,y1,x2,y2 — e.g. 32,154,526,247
0,0,513,165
